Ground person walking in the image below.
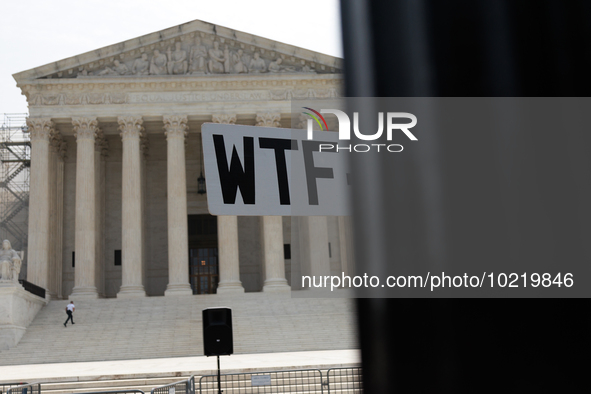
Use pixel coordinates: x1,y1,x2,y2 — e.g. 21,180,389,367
64,301,75,327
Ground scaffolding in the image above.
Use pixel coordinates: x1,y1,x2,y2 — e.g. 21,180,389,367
0,113,30,251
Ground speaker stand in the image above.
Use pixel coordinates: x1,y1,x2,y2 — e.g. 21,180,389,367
217,355,222,394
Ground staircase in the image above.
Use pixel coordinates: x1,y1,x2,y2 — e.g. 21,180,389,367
1,162,28,186
0,292,357,366
1,195,28,224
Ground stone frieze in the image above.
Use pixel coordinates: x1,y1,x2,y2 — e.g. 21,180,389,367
25,88,341,106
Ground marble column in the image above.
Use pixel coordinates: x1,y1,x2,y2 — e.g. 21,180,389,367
299,216,331,279
163,115,192,296
95,130,107,297
212,114,244,294
140,134,149,293
217,215,244,293
47,137,57,298
55,147,65,298
255,113,290,292
26,118,53,293
46,132,65,299
118,116,146,298
261,216,290,292
70,117,99,298
50,135,66,298
338,216,355,277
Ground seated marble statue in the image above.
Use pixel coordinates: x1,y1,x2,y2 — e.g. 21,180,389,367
132,54,150,75
167,42,188,75
150,50,168,75
0,240,21,283
98,60,129,76
232,49,249,73
249,52,267,73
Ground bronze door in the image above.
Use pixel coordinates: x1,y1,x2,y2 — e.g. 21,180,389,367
189,247,219,294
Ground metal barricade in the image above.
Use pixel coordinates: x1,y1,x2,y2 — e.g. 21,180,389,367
1,383,28,394
199,369,323,394
7,383,41,394
74,391,146,394
7,383,144,394
326,368,362,393
151,376,195,394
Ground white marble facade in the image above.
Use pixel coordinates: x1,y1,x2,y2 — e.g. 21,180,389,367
14,19,347,299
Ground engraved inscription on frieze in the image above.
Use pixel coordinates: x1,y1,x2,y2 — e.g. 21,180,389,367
26,87,341,107
128,91,270,104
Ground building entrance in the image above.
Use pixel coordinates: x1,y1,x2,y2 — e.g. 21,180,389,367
188,214,218,294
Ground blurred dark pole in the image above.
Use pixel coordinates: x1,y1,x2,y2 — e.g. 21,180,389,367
341,0,591,391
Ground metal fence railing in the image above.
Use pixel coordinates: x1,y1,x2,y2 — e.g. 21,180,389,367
18,279,45,299
152,376,195,394
326,368,363,393
1,383,28,394
73,390,146,394
199,369,324,394
3,368,362,394
7,383,40,394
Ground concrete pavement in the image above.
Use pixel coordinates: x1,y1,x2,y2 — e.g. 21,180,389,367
0,349,361,382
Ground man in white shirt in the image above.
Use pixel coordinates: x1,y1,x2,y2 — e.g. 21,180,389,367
64,301,75,327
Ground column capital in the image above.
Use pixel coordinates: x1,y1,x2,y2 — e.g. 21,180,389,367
118,116,144,140
212,114,237,125
72,117,99,141
163,115,188,140
256,112,282,128
295,113,309,129
27,118,54,142
140,134,149,158
95,129,109,156
50,131,67,160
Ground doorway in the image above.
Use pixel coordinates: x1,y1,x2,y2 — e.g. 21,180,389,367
188,214,218,294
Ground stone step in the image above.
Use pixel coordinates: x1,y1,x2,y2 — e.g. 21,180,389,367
0,293,357,366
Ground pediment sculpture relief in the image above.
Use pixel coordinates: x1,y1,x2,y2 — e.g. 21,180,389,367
92,40,319,77
45,37,337,79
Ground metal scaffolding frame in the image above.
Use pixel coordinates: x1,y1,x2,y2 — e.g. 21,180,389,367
0,113,30,251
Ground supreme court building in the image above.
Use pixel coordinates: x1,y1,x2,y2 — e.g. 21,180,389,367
13,19,348,299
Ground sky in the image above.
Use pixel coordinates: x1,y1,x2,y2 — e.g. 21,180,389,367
0,0,342,117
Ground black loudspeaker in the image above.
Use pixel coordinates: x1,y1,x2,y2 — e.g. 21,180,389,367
202,307,233,356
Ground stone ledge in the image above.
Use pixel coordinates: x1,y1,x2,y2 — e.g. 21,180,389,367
0,285,47,351
0,284,48,304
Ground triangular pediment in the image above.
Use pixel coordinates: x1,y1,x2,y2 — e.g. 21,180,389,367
13,20,342,82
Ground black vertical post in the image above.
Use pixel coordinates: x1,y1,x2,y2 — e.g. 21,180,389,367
217,355,222,394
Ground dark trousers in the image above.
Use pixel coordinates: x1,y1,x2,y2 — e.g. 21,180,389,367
64,310,74,325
